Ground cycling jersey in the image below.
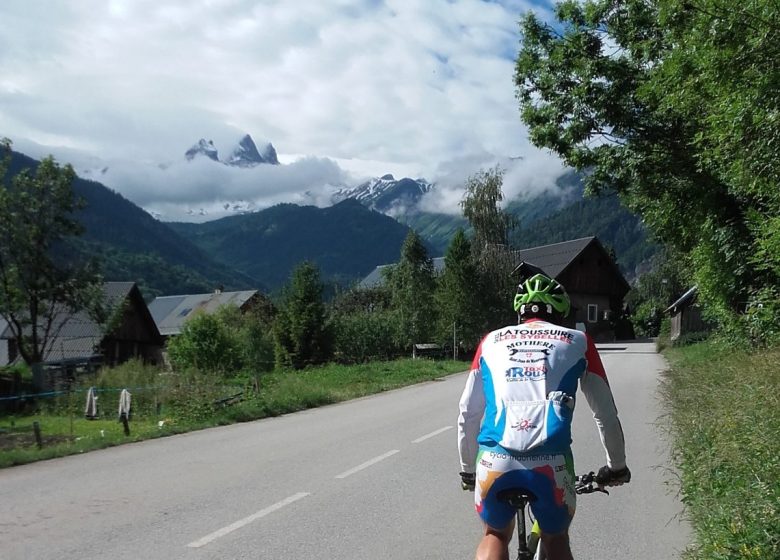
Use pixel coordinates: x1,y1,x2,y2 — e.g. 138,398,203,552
458,319,626,474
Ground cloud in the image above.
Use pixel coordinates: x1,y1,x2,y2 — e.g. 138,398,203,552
0,0,562,217
418,148,567,215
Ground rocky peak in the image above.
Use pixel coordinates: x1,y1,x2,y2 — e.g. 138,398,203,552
185,138,219,161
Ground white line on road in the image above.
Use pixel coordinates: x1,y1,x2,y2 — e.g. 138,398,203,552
186,492,310,548
412,426,453,443
334,450,400,479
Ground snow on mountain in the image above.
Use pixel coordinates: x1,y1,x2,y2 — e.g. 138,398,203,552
184,134,279,166
226,134,279,167
185,138,219,162
331,174,434,215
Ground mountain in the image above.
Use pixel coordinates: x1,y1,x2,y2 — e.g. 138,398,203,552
510,192,657,281
331,174,433,214
168,199,419,291
184,139,219,162
6,150,262,298
226,134,279,166
185,134,279,166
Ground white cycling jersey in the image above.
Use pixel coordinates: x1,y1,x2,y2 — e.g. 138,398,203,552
458,318,626,473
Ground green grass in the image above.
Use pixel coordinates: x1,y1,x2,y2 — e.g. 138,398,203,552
662,341,780,559
0,358,467,468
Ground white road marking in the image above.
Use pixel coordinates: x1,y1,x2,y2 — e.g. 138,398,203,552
412,426,453,443
186,492,310,548
334,450,400,479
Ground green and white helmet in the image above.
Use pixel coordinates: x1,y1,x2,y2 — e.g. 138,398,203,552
512,262,571,318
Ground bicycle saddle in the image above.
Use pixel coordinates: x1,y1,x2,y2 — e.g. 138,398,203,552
497,488,538,508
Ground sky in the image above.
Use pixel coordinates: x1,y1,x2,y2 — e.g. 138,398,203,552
0,0,567,221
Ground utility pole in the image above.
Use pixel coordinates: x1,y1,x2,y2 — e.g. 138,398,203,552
452,323,457,360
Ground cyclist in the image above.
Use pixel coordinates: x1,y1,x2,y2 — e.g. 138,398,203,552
457,262,630,560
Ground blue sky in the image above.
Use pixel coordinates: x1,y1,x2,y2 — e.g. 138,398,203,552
0,0,565,221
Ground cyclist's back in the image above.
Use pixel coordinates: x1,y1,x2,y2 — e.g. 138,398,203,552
457,262,630,560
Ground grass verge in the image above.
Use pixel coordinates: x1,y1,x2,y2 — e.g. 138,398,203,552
0,358,467,468
662,340,779,559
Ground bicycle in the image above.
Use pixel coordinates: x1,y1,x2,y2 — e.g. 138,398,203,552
497,471,608,560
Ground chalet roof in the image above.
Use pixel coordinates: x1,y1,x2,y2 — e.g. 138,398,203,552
359,236,601,289
2,282,156,363
148,290,258,336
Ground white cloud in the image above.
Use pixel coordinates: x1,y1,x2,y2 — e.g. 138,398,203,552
0,0,562,218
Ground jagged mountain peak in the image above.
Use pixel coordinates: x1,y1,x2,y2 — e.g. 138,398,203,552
185,138,219,162
331,174,433,215
226,134,279,167
184,134,279,167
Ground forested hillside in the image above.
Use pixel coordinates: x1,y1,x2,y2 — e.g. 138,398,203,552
169,199,418,291
7,151,259,298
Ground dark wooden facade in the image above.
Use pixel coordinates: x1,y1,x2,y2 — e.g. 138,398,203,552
99,283,164,366
555,241,631,340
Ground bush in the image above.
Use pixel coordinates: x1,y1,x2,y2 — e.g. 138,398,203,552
166,307,244,375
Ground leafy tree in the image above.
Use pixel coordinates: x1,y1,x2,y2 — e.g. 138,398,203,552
0,140,103,365
386,230,437,352
166,307,244,375
435,229,483,353
274,261,333,369
460,167,517,330
514,0,779,328
460,166,516,250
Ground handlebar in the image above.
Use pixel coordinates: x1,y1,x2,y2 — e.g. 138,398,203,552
574,471,609,495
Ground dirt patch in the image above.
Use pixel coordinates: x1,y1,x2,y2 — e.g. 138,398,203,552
0,429,72,451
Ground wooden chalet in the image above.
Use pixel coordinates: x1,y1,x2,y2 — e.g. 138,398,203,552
0,282,163,389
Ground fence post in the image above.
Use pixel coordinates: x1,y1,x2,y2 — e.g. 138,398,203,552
33,421,42,449
120,413,130,436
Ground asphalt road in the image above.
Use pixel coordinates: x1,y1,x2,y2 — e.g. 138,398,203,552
0,341,690,559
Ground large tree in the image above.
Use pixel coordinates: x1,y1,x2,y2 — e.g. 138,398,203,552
0,140,103,365
435,229,483,353
460,167,517,330
386,230,437,352
514,0,780,324
273,261,332,369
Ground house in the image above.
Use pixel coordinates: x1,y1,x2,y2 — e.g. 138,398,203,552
360,236,631,341
148,289,260,338
0,282,164,389
665,286,711,341
0,282,162,368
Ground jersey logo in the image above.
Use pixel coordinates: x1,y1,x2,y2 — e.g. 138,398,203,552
508,347,550,363
505,366,547,381
511,419,537,432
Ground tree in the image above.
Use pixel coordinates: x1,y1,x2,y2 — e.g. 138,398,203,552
166,306,244,375
514,0,780,326
0,140,103,365
435,229,482,353
387,230,437,352
460,167,517,330
273,261,332,369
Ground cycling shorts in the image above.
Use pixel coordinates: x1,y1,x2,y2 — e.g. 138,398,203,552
474,444,576,534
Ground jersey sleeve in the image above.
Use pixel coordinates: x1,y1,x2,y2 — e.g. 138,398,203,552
457,339,486,473
579,334,627,470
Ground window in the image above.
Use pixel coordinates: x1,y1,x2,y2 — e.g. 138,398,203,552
587,304,598,323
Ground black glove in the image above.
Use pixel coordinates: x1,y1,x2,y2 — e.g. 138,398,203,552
596,465,631,486
460,471,476,491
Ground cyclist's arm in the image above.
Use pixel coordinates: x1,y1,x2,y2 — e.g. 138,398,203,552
457,342,485,473
579,335,627,470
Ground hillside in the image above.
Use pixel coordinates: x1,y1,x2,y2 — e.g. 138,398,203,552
6,151,260,298
169,199,418,290
511,192,657,280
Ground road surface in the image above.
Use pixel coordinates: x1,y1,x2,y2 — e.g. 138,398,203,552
0,341,690,559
